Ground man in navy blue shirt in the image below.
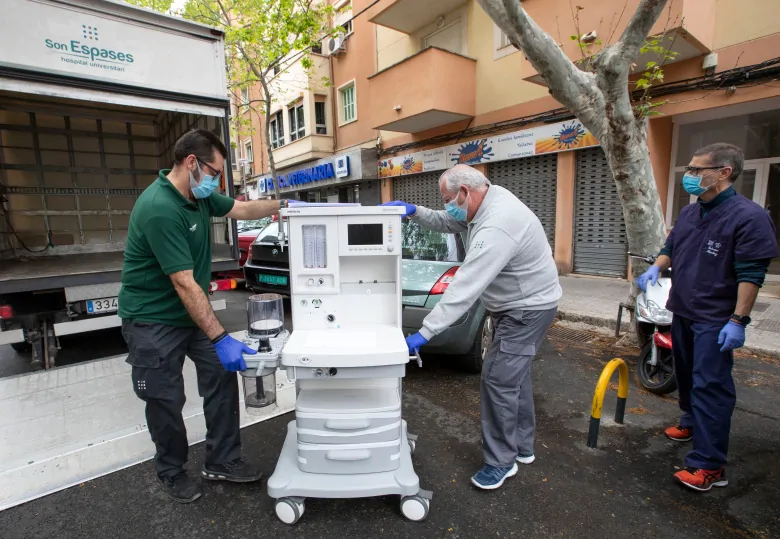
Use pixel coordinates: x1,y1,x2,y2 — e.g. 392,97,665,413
638,143,777,492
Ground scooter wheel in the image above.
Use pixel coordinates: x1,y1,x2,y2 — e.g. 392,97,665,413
637,342,678,395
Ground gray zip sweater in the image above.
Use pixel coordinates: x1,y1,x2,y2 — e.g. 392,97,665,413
412,185,562,340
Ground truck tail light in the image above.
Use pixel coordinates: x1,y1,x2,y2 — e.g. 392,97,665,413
209,279,237,292
429,267,459,295
0,305,13,319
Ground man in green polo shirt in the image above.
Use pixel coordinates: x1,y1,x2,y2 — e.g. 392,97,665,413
119,129,287,504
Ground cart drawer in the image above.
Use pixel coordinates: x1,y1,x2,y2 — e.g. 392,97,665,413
296,418,402,445
297,439,401,475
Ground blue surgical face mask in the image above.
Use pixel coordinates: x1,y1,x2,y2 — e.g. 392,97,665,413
682,171,722,197
445,190,469,222
190,161,220,199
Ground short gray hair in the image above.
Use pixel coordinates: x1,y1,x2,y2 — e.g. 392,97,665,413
693,143,744,182
440,164,490,193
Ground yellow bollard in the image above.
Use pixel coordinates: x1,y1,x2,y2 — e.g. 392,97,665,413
587,358,629,448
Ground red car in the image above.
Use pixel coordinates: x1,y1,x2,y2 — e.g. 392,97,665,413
211,217,274,288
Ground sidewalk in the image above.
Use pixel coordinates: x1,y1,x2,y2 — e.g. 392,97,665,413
557,275,780,358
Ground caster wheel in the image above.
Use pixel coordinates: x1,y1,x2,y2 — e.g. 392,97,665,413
408,439,416,455
400,495,430,522
275,498,305,525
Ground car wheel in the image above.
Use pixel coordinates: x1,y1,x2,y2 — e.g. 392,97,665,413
457,314,493,374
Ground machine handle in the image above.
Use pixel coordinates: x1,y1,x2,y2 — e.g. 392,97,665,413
326,449,371,462
324,419,371,430
410,352,423,368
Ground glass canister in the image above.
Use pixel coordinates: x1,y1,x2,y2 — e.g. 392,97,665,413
247,293,284,337
242,366,277,414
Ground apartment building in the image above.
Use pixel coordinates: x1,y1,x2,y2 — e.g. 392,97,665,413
233,0,382,205
363,0,780,280
234,0,780,280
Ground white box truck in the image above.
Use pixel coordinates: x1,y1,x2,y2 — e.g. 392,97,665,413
0,0,239,369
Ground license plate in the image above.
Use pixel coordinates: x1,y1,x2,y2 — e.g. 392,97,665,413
87,297,118,314
258,274,288,286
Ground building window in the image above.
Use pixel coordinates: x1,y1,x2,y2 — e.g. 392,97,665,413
270,111,285,149
312,42,322,54
244,140,253,164
315,102,327,135
339,82,356,125
288,104,305,142
493,23,518,60
341,19,353,36
241,86,249,105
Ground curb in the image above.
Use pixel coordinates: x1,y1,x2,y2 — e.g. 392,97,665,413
556,309,780,360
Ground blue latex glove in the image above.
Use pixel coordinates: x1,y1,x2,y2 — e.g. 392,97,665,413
718,321,745,352
406,332,428,354
214,334,256,372
637,265,660,292
380,200,417,218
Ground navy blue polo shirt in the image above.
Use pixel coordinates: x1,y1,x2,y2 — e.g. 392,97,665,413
664,193,777,324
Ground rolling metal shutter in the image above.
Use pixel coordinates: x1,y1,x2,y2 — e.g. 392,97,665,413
488,154,557,248
573,147,627,277
392,172,443,209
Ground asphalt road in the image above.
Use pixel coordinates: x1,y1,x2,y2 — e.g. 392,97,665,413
0,290,778,538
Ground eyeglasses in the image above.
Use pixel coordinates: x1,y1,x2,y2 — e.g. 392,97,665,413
198,159,223,182
684,165,724,176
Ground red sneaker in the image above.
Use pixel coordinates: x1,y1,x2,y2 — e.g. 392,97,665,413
674,467,728,492
665,425,693,442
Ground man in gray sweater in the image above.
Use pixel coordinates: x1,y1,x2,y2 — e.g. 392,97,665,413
383,164,561,490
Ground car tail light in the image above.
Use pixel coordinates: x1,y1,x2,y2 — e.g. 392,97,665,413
429,267,459,295
209,279,237,292
0,305,13,319
654,331,672,349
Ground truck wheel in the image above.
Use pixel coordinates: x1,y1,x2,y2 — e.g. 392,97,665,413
458,314,493,374
11,342,31,354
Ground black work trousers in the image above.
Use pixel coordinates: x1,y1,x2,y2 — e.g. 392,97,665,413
121,320,241,478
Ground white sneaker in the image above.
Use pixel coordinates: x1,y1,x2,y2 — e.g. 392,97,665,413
516,454,536,465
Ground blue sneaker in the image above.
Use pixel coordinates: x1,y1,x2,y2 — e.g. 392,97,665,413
470,463,518,490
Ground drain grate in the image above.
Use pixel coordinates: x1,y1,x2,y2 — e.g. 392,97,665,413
547,325,599,343
754,318,780,334
752,301,770,313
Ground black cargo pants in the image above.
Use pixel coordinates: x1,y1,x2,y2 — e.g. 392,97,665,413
121,320,241,478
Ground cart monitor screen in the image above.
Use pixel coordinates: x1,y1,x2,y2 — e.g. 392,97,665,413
347,223,383,245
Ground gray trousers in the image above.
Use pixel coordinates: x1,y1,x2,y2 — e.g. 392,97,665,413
121,320,241,478
481,307,557,468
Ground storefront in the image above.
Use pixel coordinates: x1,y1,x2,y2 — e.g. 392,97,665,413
380,119,626,272
666,102,780,279
256,147,381,204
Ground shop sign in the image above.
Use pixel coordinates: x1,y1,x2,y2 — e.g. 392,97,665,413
334,155,350,178
378,119,599,178
257,162,336,193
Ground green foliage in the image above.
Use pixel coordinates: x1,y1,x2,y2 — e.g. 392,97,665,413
122,0,174,12
633,34,680,119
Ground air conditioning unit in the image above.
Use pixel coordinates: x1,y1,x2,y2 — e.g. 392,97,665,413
242,162,252,176
327,33,346,56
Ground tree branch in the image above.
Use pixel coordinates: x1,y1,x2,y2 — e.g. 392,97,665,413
613,0,669,67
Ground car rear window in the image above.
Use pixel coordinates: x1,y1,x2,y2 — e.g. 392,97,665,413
401,220,464,262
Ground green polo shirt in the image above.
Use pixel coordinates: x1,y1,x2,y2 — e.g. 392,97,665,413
118,170,235,326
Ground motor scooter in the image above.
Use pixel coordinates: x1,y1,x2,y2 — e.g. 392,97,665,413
623,253,677,395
